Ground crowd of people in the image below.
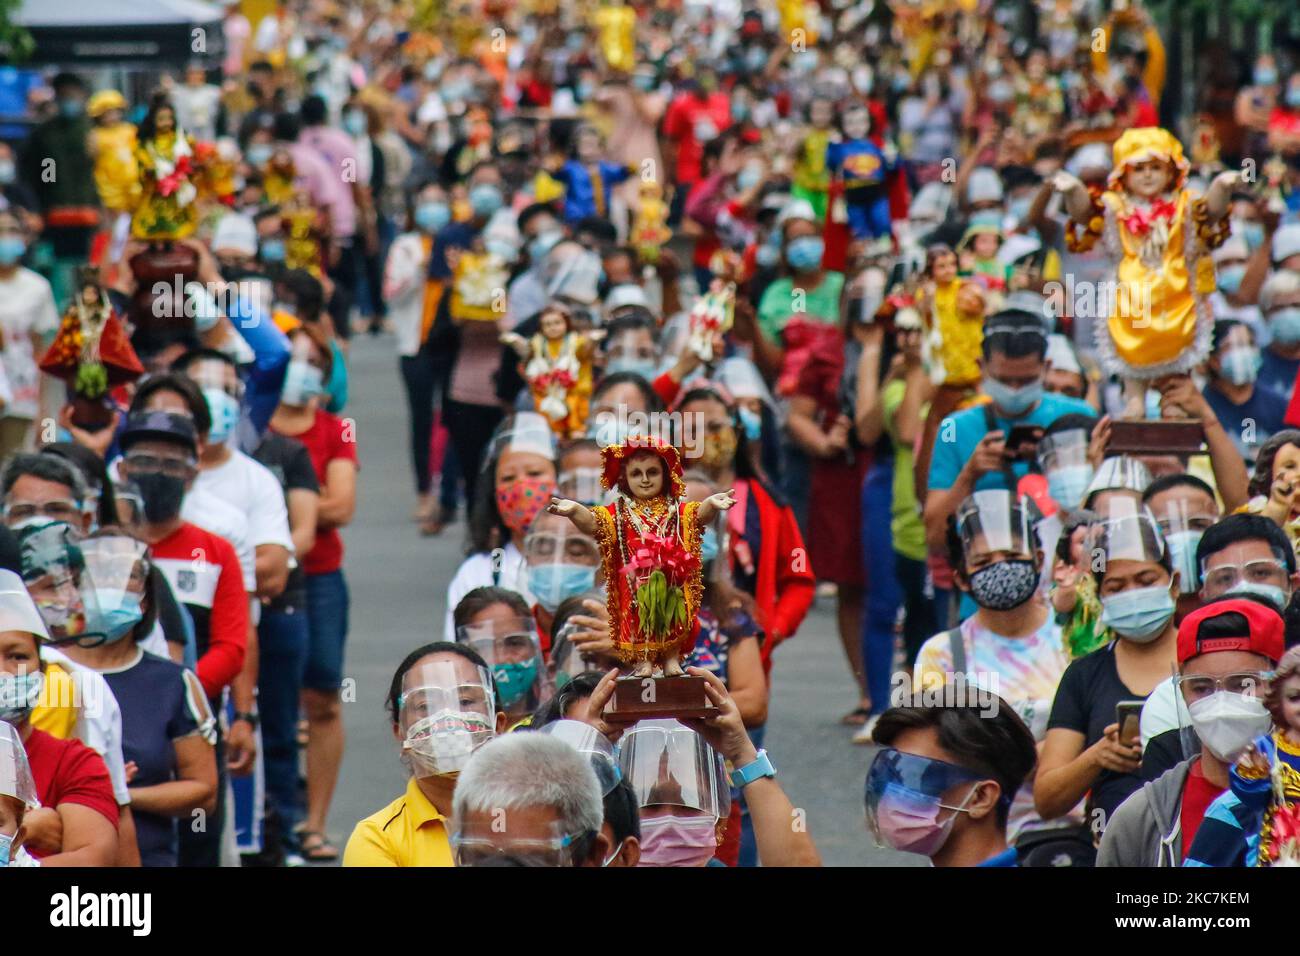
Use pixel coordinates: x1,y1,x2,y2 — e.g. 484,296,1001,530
2,0,1300,870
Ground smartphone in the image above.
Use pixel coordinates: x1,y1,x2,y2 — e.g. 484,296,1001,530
1116,701,1144,747
1003,424,1044,461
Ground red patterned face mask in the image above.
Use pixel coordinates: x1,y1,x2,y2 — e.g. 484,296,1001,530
496,476,556,534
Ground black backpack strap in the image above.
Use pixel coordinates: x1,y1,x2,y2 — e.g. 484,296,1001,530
946,625,966,676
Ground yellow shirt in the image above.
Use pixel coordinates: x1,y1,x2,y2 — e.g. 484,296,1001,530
342,777,453,867
29,663,79,739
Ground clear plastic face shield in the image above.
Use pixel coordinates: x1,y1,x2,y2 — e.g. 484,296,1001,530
716,356,777,412
523,512,601,612
79,535,150,643
1084,456,1153,506
397,659,496,778
556,466,604,506
482,412,558,474
455,616,544,712
452,815,591,868
17,521,103,646
1199,543,1293,606
863,747,988,851
1150,498,1217,593
550,619,603,690
1036,429,1093,510
618,718,731,822
537,719,622,796
0,720,38,811
1084,502,1170,588
955,491,1038,565
187,356,244,445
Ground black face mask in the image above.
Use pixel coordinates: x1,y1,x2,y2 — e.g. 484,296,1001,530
134,471,186,524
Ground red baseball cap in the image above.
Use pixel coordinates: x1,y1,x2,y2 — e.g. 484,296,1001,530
1176,598,1285,665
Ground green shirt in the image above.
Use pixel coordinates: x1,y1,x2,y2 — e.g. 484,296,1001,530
756,271,844,343
882,378,926,562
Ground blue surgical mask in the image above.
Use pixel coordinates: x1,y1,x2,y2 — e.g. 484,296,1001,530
1219,346,1261,386
1287,87,1300,109
469,183,504,217
0,160,13,185
785,235,824,272
1217,264,1246,295
701,526,719,563
1255,66,1278,86
0,671,42,724
737,405,762,442
1164,530,1203,592
246,143,274,167
755,243,780,268
983,376,1042,417
529,229,563,262
203,387,241,444
1100,584,1176,642
0,831,12,866
415,201,451,234
1269,307,1300,345
737,163,761,190
1227,580,1288,610
492,658,539,709
527,563,596,612
343,110,367,137
260,238,286,263
281,359,325,407
1048,463,1093,509
1236,220,1264,250
0,236,25,266
58,98,84,119
606,357,658,381
89,589,144,644
732,100,751,123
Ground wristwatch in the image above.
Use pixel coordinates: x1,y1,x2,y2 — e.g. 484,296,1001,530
232,711,260,729
730,749,776,789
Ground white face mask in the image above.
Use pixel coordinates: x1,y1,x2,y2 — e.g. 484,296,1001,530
1186,690,1273,762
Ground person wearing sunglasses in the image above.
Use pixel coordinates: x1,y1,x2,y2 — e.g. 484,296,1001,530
866,691,1038,866
1098,597,1282,866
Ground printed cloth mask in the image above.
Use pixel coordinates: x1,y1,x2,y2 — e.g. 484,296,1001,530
403,709,494,777
968,559,1038,610
495,476,556,534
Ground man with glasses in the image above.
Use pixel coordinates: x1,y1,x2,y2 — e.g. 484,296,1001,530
450,731,609,867
1098,597,1282,866
1,453,91,533
117,410,249,867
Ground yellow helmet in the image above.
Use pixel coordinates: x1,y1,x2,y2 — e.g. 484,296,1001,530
87,89,128,119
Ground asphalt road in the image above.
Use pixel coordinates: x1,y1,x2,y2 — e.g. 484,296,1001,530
326,332,920,866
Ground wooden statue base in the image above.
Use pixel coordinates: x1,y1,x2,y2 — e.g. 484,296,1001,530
1105,418,1206,457
602,674,716,724
69,396,116,432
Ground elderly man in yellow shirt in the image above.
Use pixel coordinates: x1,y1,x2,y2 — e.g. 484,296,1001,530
343,643,506,867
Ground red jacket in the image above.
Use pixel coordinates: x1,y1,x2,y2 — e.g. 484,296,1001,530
739,478,815,671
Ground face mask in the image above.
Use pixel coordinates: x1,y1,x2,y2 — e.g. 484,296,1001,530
1255,66,1278,86
281,359,325,406
732,100,751,123
967,559,1038,611
1220,347,1261,386
1186,691,1273,762
485,239,517,262
203,387,241,444
785,236,824,272
0,236,24,266
983,376,1042,417
492,658,539,709
469,183,504,218
403,709,494,777
1287,87,1300,109
0,160,14,185
701,526,719,563
0,831,12,866
1233,220,1264,251
529,229,563,262
1217,264,1246,295
0,671,43,724
58,98,84,119
1100,584,1176,642
1048,463,1093,509
343,110,367,136
260,238,287,263
745,47,767,72
637,814,717,867
88,589,144,644
415,202,450,234
755,243,780,268
1226,580,1289,610
606,357,658,381
133,471,187,524
576,81,595,102
527,563,596,612
1269,307,1300,345
699,428,738,472
495,476,556,535
737,162,760,190
737,406,762,442
1164,530,1204,592
633,74,655,92
873,782,975,857
246,143,274,167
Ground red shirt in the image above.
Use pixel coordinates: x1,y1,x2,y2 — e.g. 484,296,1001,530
1179,760,1225,859
663,91,731,183
274,408,358,575
151,522,249,698
24,727,119,857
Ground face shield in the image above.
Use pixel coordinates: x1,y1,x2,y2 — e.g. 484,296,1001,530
955,491,1037,562
482,412,558,474
79,536,150,644
17,521,103,646
546,247,602,306
281,335,328,407
187,357,244,445
397,660,496,778
556,466,604,507
550,619,604,690
1149,498,1216,594
716,356,776,413
1084,456,1153,506
455,616,544,711
537,719,622,796
0,721,37,810
618,718,730,822
1037,429,1093,510
523,515,601,613
864,747,987,853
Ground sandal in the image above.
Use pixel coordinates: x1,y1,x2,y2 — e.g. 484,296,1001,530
298,831,340,862
840,706,872,727
420,506,451,537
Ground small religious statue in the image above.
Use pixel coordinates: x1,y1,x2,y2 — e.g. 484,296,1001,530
547,435,736,691
630,179,672,265
592,0,636,75
1052,127,1237,418
39,268,144,431
1240,430,1300,560
281,185,328,279
501,304,603,438
687,269,736,365
131,93,208,241
1230,646,1300,866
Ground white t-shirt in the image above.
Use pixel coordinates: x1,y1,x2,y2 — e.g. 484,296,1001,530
194,451,294,555
444,542,531,641
39,645,131,805
1139,676,1189,749
0,267,58,418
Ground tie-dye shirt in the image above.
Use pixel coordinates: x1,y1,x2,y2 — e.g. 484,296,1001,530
913,607,1077,839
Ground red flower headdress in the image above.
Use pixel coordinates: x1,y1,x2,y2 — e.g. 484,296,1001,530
600,434,685,499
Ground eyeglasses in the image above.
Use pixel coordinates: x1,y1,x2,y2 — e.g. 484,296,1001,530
1156,514,1216,534
1177,672,1272,702
1200,560,1290,594
4,499,82,523
450,831,591,867
121,454,197,479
